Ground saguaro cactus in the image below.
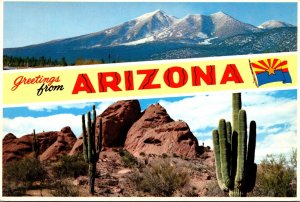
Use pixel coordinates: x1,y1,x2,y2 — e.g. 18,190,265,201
212,93,257,197
82,105,102,195
32,129,39,159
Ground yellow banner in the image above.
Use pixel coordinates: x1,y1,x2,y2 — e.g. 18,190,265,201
3,53,297,105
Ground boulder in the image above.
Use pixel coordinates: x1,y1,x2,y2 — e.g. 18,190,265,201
124,103,200,158
69,136,83,155
124,103,173,148
39,127,77,161
3,133,16,141
98,100,141,147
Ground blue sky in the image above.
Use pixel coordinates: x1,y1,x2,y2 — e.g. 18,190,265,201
3,89,297,162
4,2,297,48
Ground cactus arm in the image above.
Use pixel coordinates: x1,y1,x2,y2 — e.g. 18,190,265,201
245,163,257,193
230,130,238,183
82,115,88,162
87,111,92,164
97,117,103,154
32,129,39,159
212,129,228,191
235,110,247,190
245,121,257,192
247,121,256,166
218,119,231,188
91,105,97,158
226,122,232,145
232,93,241,133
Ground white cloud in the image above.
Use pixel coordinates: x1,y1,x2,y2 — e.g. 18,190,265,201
27,102,94,112
4,101,115,138
255,131,297,163
3,114,82,137
159,93,232,133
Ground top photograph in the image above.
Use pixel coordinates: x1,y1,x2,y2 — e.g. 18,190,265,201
3,2,297,70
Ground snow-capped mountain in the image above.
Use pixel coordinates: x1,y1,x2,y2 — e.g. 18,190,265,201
258,20,295,29
7,10,286,49
49,10,177,48
4,10,296,64
210,11,260,37
155,11,261,43
155,14,212,43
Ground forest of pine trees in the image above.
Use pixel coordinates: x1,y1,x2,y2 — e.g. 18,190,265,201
3,55,121,69
3,55,68,68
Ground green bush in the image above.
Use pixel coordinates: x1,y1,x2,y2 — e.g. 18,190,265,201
51,181,79,197
52,154,88,178
3,158,48,196
119,149,138,168
162,153,168,159
250,149,297,197
3,158,48,185
2,185,26,196
130,159,189,196
204,180,227,197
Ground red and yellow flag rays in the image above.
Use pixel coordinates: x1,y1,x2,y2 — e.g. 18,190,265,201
251,58,285,74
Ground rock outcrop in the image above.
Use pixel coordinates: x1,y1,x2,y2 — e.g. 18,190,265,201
3,127,76,163
69,136,83,156
124,103,200,158
39,127,77,161
3,133,16,141
100,100,141,147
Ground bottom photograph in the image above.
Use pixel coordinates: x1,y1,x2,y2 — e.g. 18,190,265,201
2,89,297,197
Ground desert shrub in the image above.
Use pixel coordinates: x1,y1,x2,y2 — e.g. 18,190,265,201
162,153,168,158
119,149,138,168
3,158,48,186
3,158,48,196
52,154,88,178
2,185,26,196
178,184,198,197
190,163,210,173
139,152,146,157
130,159,189,196
172,153,179,158
250,149,297,197
51,181,79,197
204,180,227,197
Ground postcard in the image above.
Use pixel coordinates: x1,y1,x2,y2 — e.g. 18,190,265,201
1,1,298,200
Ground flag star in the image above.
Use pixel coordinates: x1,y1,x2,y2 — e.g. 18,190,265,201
266,67,275,75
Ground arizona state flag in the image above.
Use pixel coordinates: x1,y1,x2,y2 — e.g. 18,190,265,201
250,58,292,86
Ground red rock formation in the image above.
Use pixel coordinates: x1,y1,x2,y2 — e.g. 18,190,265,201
69,135,83,156
3,133,16,141
3,131,57,163
39,127,77,161
4,100,201,163
124,103,200,158
3,127,76,163
100,100,141,147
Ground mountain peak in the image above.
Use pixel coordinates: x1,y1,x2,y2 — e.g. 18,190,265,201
137,9,166,19
258,20,295,29
211,11,229,17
